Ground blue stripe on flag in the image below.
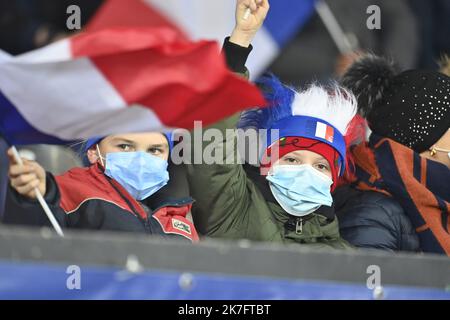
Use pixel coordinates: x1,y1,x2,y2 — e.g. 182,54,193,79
0,91,70,146
263,0,316,47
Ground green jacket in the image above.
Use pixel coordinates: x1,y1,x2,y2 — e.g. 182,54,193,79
185,113,352,250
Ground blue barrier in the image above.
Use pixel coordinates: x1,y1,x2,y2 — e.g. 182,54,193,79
1,261,449,300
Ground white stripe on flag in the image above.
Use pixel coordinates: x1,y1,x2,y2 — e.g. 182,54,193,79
15,39,72,63
248,28,280,79
144,0,279,77
315,122,327,140
0,50,11,63
77,104,174,138
0,54,171,140
145,0,235,41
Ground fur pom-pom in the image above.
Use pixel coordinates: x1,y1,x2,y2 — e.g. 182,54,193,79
340,54,396,117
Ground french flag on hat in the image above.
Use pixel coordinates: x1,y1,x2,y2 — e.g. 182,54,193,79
87,0,316,78
239,75,357,174
315,121,335,143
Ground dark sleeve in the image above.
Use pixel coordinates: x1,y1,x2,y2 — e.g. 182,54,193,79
1,172,68,228
336,192,420,252
222,37,253,73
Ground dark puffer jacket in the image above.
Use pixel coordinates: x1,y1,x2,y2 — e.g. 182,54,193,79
334,185,420,252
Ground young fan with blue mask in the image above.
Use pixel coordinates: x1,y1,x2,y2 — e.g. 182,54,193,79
186,72,359,248
4,132,199,242
88,133,171,201
257,81,356,218
186,0,359,248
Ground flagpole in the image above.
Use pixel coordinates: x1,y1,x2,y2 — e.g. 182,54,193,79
10,146,64,237
315,0,355,55
243,7,251,20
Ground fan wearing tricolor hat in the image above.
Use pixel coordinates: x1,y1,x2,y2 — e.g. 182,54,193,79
246,75,359,211
187,71,360,248
185,0,360,248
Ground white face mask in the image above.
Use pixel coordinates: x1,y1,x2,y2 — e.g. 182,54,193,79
266,164,333,217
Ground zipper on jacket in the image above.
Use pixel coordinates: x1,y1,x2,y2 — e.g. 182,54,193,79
106,177,150,229
285,216,311,235
295,218,303,235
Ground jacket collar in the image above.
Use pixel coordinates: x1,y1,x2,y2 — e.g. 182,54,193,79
91,163,194,213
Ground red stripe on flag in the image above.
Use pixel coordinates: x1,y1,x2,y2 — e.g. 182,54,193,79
71,27,183,58
87,0,188,41
325,125,334,143
70,28,265,129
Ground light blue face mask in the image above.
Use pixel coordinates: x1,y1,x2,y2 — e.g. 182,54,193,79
101,150,169,201
266,164,333,217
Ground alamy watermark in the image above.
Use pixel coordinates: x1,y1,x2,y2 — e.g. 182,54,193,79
66,265,81,290
66,5,81,30
168,123,280,173
366,264,384,299
65,4,382,33
367,5,381,30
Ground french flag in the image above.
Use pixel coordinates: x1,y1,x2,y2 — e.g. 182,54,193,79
315,121,335,143
87,0,316,78
0,27,265,145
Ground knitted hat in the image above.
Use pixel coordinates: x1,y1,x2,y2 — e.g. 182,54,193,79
83,132,174,153
341,55,450,153
238,74,357,186
81,133,174,167
261,137,341,189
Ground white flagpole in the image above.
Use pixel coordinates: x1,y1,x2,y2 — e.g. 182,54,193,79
315,0,355,54
243,7,251,20
10,146,64,237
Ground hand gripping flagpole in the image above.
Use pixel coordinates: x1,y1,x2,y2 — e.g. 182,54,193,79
11,146,64,237
243,7,251,20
